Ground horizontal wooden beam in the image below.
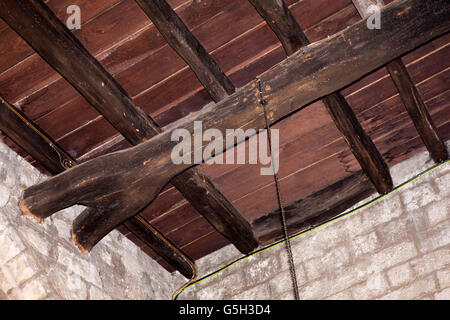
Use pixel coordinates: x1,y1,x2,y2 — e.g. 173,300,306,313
253,172,376,244
250,0,393,194
19,0,450,252
0,96,194,277
0,0,159,145
0,94,75,175
135,0,235,102
353,0,449,164
0,0,257,254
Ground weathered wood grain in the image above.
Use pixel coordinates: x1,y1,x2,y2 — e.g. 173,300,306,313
250,0,392,193
353,0,448,164
0,94,193,276
249,0,309,54
135,0,235,102
123,217,194,278
322,93,393,193
253,171,375,244
0,0,257,254
19,0,450,251
0,94,75,174
386,57,448,163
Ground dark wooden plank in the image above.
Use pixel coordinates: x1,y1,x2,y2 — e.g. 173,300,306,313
253,171,375,244
134,0,258,254
0,0,257,254
0,0,160,145
59,3,365,160
322,93,393,193
0,94,74,174
123,216,194,278
0,0,123,74
250,0,392,193
19,0,450,252
248,0,309,55
135,0,235,102
353,0,448,163
386,57,448,164
0,97,193,278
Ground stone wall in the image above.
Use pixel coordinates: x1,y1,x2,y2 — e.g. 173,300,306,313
0,141,174,300
1,137,449,300
176,145,450,300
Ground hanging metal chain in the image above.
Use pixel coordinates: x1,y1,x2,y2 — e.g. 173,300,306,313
257,78,300,300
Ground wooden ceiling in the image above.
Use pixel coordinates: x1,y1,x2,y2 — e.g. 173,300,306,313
0,0,449,275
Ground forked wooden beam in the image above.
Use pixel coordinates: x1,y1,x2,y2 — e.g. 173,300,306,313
135,0,235,102
0,95,193,278
133,0,260,254
249,0,393,194
18,0,450,252
352,0,449,163
0,0,257,254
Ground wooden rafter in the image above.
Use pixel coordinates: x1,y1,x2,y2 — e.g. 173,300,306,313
352,0,384,17
0,0,257,254
135,0,235,102
0,95,193,278
19,0,450,252
0,94,75,175
352,0,449,163
386,60,448,163
249,0,393,194
253,172,376,244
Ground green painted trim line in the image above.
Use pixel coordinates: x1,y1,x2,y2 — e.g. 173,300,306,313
173,158,450,300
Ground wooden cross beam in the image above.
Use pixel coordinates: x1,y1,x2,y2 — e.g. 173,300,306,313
18,0,450,252
352,0,449,163
249,0,393,194
0,95,194,278
0,0,257,254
